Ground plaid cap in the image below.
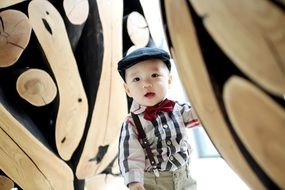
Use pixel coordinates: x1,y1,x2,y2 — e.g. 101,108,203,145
117,47,171,80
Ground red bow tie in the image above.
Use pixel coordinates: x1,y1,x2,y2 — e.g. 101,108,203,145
144,99,175,121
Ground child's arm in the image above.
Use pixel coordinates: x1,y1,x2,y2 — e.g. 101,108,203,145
181,102,200,128
118,116,146,187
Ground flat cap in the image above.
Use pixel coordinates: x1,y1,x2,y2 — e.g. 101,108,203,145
117,47,171,80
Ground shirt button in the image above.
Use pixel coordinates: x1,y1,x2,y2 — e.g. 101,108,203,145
163,124,168,129
167,140,172,145
169,156,174,160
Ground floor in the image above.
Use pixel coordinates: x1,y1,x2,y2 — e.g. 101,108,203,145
190,157,250,190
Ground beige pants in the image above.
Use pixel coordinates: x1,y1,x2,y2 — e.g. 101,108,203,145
144,165,197,190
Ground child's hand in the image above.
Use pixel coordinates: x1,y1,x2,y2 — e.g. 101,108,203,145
129,182,145,190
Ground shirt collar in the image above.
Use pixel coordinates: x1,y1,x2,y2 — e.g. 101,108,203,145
130,100,146,115
130,98,176,115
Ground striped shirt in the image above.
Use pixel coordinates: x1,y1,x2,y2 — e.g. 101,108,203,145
118,100,200,186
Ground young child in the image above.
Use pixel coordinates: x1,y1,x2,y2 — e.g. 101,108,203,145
117,47,199,190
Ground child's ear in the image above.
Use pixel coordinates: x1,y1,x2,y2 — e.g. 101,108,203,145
168,74,173,88
123,83,132,97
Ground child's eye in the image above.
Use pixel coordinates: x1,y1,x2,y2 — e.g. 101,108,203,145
132,77,140,82
151,73,159,78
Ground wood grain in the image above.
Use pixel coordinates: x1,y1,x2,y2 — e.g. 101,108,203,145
164,0,266,189
28,0,88,161
139,0,168,49
126,11,149,48
190,0,285,97
0,9,31,68
16,68,57,106
76,0,128,179
224,76,285,189
0,103,74,190
0,0,26,9
63,0,89,25
0,175,14,190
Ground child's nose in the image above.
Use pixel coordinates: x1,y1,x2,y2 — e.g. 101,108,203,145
142,80,152,89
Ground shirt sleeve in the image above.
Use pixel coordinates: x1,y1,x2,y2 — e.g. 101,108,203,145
181,102,200,128
118,116,146,186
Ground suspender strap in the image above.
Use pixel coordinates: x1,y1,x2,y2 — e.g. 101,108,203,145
131,112,146,140
131,112,159,177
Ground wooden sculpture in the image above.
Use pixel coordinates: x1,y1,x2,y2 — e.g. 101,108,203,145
139,0,168,49
125,11,149,49
224,76,285,188
0,100,74,190
29,0,89,161
163,1,265,189
0,0,284,189
16,68,57,106
76,0,127,179
0,175,14,190
0,9,31,68
0,1,26,9
63,0,89,25
162,0,285,189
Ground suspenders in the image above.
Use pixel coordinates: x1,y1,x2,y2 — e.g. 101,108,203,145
131,112,160,177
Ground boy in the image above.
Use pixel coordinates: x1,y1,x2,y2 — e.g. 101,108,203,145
117,47,199,190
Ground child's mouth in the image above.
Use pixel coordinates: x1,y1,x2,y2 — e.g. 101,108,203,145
144,92,155,98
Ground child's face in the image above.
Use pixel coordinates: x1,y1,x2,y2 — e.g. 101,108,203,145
124,59,172,107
